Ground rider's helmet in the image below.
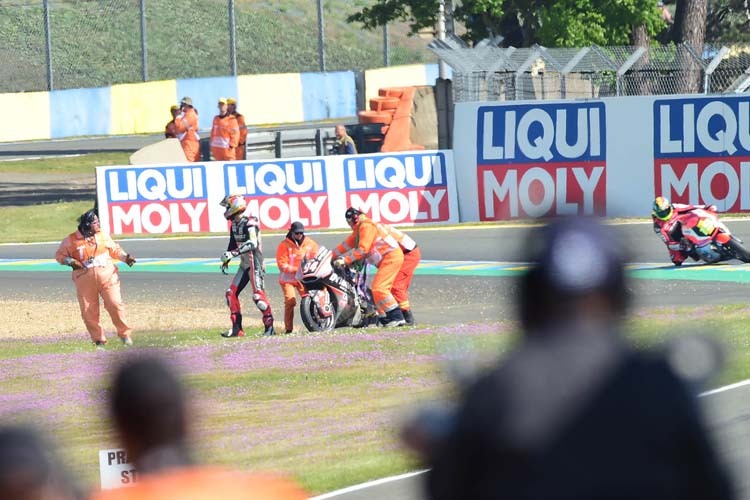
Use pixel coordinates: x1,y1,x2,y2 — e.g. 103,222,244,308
220,194,247,220
345,207,362,226
652,196,673,221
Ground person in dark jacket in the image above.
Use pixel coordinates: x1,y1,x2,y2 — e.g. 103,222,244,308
404,216,736,500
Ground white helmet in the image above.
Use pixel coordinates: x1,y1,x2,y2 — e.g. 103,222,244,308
220,194,247,220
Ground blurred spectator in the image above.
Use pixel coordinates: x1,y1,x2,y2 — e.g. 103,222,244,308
90,356,308,499
330,124,357,155
403,216,736,500
227,97,247,160
275,221,319,333
164,105,179,139
0,425,83,500
210,97,239,161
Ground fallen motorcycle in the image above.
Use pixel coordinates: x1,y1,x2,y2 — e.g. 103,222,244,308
296,246,377,331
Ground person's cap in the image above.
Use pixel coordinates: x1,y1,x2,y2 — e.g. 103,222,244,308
227,97,237,105
170,104,179,111
180,96,192,106
218,97,228,104
523,216,627,297
290,221,305,233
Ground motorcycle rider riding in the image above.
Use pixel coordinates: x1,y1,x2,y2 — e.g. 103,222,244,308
219,194,275,337
652,196,717,266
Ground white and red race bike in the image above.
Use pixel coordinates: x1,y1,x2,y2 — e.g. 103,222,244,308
295,247,376,331
661,207,750,265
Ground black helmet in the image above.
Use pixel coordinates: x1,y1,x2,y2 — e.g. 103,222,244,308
518,216,629,332
78,209,99,237
345,207,362,225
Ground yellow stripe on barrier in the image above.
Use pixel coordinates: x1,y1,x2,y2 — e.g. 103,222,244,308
0,91,50,142
110,80,178,135
237,73,303,125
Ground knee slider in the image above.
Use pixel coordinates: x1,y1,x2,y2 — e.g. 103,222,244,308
253,293,269,311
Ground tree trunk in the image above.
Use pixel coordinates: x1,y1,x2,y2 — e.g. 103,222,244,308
630,24,652,95
672,0,707,93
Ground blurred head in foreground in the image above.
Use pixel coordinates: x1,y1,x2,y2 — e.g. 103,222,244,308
0,425,82,500
517,216,629,336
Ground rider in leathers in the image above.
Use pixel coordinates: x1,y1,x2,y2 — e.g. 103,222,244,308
652,196,717,266
220,194,275,337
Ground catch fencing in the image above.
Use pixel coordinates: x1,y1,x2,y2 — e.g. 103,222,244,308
0,0,431,94
428,37,750,101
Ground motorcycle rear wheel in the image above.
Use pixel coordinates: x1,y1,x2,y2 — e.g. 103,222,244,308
726,236,750,263
300,293,337,332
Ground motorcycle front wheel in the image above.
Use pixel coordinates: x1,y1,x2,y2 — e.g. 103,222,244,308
300,291,337,332
726,236,750,263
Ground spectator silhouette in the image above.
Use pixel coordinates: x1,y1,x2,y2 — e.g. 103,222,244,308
90,355,308,499
0,425,83,500
403,216,735,500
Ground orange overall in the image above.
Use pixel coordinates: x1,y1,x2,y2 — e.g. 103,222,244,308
55,230,132,343
173,107,201,162
233,111,247,160
333,215,404,315
276,232,319,332
89,466,308,500
377,223,420,311
210,113,239,161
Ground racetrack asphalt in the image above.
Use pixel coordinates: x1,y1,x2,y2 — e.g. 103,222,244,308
2,136,750,499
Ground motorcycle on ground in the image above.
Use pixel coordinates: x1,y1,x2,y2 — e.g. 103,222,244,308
295,246,377,331
665,207,750,265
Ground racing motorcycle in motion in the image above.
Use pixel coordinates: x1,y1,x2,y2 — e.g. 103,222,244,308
295,246,377,331
654,202,750,265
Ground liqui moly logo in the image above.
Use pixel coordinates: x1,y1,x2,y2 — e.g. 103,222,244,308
104,166,209,234
654,96,750,211
344,152,449,223
476,102,607,220
223,160,329,229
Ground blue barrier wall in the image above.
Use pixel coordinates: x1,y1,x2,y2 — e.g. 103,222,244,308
50,87,111,138
300,71,357,121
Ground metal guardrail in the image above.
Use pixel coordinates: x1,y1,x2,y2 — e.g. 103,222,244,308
199,120,384,160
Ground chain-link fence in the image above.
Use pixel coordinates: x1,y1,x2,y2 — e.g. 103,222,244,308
429,36,750,101
0,0,434,94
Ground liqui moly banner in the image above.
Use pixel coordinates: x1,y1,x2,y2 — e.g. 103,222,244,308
471,102,606,220
98,165,210,235
654,96,750,212
342,151,456,224
96,150,459,235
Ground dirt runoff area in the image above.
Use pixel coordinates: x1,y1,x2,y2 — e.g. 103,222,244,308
0,298,232,340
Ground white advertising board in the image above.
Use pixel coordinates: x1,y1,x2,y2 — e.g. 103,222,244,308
95,150,459,235
453,94,750,220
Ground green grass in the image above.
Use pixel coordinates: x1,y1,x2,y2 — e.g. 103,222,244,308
0,310,748,495
0,0,435,93
0,152,130,174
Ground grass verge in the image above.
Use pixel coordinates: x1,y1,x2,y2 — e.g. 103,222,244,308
0,307,747,495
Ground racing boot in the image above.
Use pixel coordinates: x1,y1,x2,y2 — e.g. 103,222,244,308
262,313,275,336
401,309,415,326
221,313,245,338
382,307,406,327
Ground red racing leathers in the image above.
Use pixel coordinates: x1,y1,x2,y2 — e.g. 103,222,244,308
224,214,274,335
653,203,716,265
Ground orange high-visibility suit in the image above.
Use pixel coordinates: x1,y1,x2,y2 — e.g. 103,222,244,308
55,230,133,344
173,107,201,162
89,467,308,500
276,230,319,333
233,111,247,160
377,223,420,312
332,215,403,315
210,113,239,161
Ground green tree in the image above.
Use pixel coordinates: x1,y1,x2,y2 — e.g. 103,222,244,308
347,0,666,47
